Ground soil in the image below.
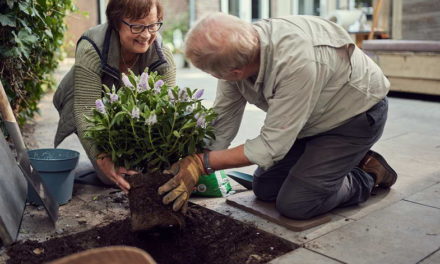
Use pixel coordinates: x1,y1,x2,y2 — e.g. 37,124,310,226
126,171,185,231
6,203,297,264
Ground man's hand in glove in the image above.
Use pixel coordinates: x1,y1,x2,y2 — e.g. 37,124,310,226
158,154,205,213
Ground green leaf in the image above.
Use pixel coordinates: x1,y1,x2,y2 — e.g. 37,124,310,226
17,30,39,44
182,121,196,130
18,2,30,15
110,111,126,127
0,13,16,27
173,130,180,138
6,0,15,8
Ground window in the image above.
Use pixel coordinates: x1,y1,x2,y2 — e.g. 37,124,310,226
228,0,240,17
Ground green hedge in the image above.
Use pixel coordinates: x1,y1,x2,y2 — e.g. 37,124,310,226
0,0,74,125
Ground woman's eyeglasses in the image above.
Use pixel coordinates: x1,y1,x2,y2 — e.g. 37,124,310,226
122,20,163,34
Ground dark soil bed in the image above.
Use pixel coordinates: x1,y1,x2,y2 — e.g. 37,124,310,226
6,203,297,264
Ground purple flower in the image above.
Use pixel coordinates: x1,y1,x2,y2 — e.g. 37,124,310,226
193,89,204,99
95,99,105,114
145,113,157,125
131,107,140,119
122,73,133,88
108,93,119,103
195,113,206,128
137,72,149,92
154,80,164,89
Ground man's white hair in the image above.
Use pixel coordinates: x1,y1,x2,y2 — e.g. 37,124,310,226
184,12,259,76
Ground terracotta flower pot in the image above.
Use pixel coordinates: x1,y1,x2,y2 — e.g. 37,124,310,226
126,171,185,231
48,246,156,264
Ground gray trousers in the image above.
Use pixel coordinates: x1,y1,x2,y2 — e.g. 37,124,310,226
253,98,388,220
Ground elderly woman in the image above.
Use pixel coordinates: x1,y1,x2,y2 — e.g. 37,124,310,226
53,0,175,192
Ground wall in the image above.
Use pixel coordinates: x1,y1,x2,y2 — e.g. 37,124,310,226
64,0,99,57
392,0,440,40
196,0,220,19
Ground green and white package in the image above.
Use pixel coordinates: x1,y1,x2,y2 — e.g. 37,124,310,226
193,170,232,197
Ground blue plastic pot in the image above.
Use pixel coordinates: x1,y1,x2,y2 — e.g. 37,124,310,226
27,148,80,206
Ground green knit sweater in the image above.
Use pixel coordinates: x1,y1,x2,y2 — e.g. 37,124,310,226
73,40,176,162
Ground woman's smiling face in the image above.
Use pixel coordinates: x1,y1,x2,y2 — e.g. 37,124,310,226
118,5,158,55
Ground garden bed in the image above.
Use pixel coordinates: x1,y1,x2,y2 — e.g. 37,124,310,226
6,203,297,264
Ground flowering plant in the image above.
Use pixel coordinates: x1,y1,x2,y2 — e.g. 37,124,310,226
83,70,216,172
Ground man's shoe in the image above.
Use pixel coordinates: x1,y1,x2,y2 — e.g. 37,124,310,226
359,150,398,188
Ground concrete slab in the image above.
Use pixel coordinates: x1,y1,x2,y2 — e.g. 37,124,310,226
18,197,109,242
306,201,440,264
269,248,342,264
226,191,332,231
332,188,403,220
419,249,440,264
373,132,440,165
332,166,438,220
404,183,440,209
331,131,440,220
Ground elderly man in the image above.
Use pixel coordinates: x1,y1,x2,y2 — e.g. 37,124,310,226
158,13,397,220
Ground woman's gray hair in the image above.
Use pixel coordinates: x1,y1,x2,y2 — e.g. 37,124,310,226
184,13,259,76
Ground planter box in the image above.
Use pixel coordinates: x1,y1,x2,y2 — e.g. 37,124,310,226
363,40,440,96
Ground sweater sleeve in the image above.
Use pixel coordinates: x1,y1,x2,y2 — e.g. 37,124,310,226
160,45,176,87
73,40,102,162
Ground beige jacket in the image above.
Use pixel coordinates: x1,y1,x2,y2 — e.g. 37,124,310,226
209,15,390,169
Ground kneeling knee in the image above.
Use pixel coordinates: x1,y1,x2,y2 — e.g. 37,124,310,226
276,199,318,220
253,188,276,202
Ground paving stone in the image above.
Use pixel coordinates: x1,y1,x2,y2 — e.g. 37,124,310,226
404,183,440,209
269,248,342,264
331,136,440,220
18,196,109,242
372,132,440,165
418,249,440,264
74,184,117,203
306,201,440,264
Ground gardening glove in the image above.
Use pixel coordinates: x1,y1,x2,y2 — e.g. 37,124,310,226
158,154,204,213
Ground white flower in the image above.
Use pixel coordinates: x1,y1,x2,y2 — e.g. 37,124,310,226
179,88,189,102
122,73,133,88
145,113,157,125
185,105,194,114
168,90,175,101
131,107,140,119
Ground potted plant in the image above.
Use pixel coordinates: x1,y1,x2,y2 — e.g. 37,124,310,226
83,71,216,230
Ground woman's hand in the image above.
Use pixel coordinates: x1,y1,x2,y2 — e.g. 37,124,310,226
96,154,138,193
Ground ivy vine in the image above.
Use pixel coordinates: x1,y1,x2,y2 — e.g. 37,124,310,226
0,0,74,126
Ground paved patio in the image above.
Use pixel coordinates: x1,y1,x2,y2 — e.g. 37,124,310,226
1,61,439,263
